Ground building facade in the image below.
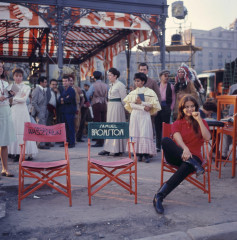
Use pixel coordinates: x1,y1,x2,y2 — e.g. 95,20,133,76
183,19,237,74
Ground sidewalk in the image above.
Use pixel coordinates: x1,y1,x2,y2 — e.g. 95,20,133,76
1,140,237,239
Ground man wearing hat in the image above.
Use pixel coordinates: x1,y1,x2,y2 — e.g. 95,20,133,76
86,71,109,147
156,69,175,152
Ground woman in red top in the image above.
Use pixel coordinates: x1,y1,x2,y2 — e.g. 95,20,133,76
153,95,211,214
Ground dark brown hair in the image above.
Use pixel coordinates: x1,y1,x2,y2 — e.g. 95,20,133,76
177,95,200,135
13,68,24,76
0,60,6,80
108,68,120,78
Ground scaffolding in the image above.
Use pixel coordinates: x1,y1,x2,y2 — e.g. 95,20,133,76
223,58,237,91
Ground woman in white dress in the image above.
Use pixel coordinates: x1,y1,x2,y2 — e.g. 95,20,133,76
0,60,16,177
123,73,161,163
98,68,127,156
8,68,38,161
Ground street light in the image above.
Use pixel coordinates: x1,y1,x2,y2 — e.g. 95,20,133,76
125,39,131,92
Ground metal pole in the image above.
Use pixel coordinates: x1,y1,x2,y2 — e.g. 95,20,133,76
125,39,131,92
160,15,166,70
57,1,63,83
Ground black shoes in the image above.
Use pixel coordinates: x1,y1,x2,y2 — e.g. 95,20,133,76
13,155,20,162
77,139,85,142
186,158,205,177
38,145,50,150
92,143,103,147
156,147,161,152
144,154,150,163
113,152,122,157
153,183,172,214
138,154,143,162
68,144,75,148
60,144,75,148
98,150,110,156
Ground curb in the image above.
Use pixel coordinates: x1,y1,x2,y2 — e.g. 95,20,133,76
137,222,237,240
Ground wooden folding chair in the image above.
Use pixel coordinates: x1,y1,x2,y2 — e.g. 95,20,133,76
215,95,237,178
18,122,72,210
160,122,211,203
87,122,137,205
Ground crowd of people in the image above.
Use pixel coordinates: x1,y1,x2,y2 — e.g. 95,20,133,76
1,59,222,214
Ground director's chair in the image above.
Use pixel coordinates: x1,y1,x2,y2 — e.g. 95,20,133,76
87,122,137,205
18,122,72,210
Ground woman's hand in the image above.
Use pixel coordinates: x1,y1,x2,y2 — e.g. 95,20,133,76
192,111,201,122
144,106,151,112
182,147,192,161
0,96,6,102
9,90,16,96
135,97,142,104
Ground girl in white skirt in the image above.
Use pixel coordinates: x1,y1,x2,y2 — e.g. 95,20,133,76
123,72,161,163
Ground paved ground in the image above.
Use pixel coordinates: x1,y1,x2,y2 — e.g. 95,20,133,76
0,138,237,239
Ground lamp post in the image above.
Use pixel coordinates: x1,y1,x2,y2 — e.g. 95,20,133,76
125,39,131,92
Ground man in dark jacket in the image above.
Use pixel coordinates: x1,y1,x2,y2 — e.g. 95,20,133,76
86,71,109,147
59,75,77,148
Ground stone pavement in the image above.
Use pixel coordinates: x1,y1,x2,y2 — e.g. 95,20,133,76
1,139,237,239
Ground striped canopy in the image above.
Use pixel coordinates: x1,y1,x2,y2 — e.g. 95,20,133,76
0,3,159,79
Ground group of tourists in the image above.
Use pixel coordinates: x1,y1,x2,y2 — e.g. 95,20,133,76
0,59,213,214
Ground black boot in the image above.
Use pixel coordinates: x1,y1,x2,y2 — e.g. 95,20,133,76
186,158,204,177
137,154,143,162
153,183,173,214
144,154,150,163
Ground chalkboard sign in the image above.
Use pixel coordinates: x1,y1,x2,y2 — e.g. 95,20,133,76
88,122,129,139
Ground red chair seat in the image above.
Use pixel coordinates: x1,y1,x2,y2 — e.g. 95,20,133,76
90,158,133,168
22,160,67,169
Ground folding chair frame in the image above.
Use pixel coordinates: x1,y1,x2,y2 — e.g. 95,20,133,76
87,123,137,205
18,123,72,210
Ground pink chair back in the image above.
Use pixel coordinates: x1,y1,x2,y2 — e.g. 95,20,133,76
23,122,66,142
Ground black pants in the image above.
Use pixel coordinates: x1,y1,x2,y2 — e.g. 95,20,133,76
155,105,171,149
161,137,202,190
92,102,107,146
76,107,89,140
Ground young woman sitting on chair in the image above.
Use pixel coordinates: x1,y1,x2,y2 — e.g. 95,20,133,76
153,95,211,214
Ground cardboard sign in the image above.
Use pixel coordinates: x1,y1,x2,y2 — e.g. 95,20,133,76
88,122,129,139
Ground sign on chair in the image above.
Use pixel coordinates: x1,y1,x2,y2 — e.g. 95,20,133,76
88,122,129,139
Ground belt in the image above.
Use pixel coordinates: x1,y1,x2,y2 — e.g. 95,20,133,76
109,98,121,102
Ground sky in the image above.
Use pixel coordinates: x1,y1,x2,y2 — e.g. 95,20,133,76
166,0,237,44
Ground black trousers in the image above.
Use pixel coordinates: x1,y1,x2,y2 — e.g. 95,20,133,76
92,102,107,145
155,105,171,149
76,106,89,140
161,137,202,190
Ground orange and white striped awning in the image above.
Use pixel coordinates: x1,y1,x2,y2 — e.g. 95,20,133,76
0,3,159,79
